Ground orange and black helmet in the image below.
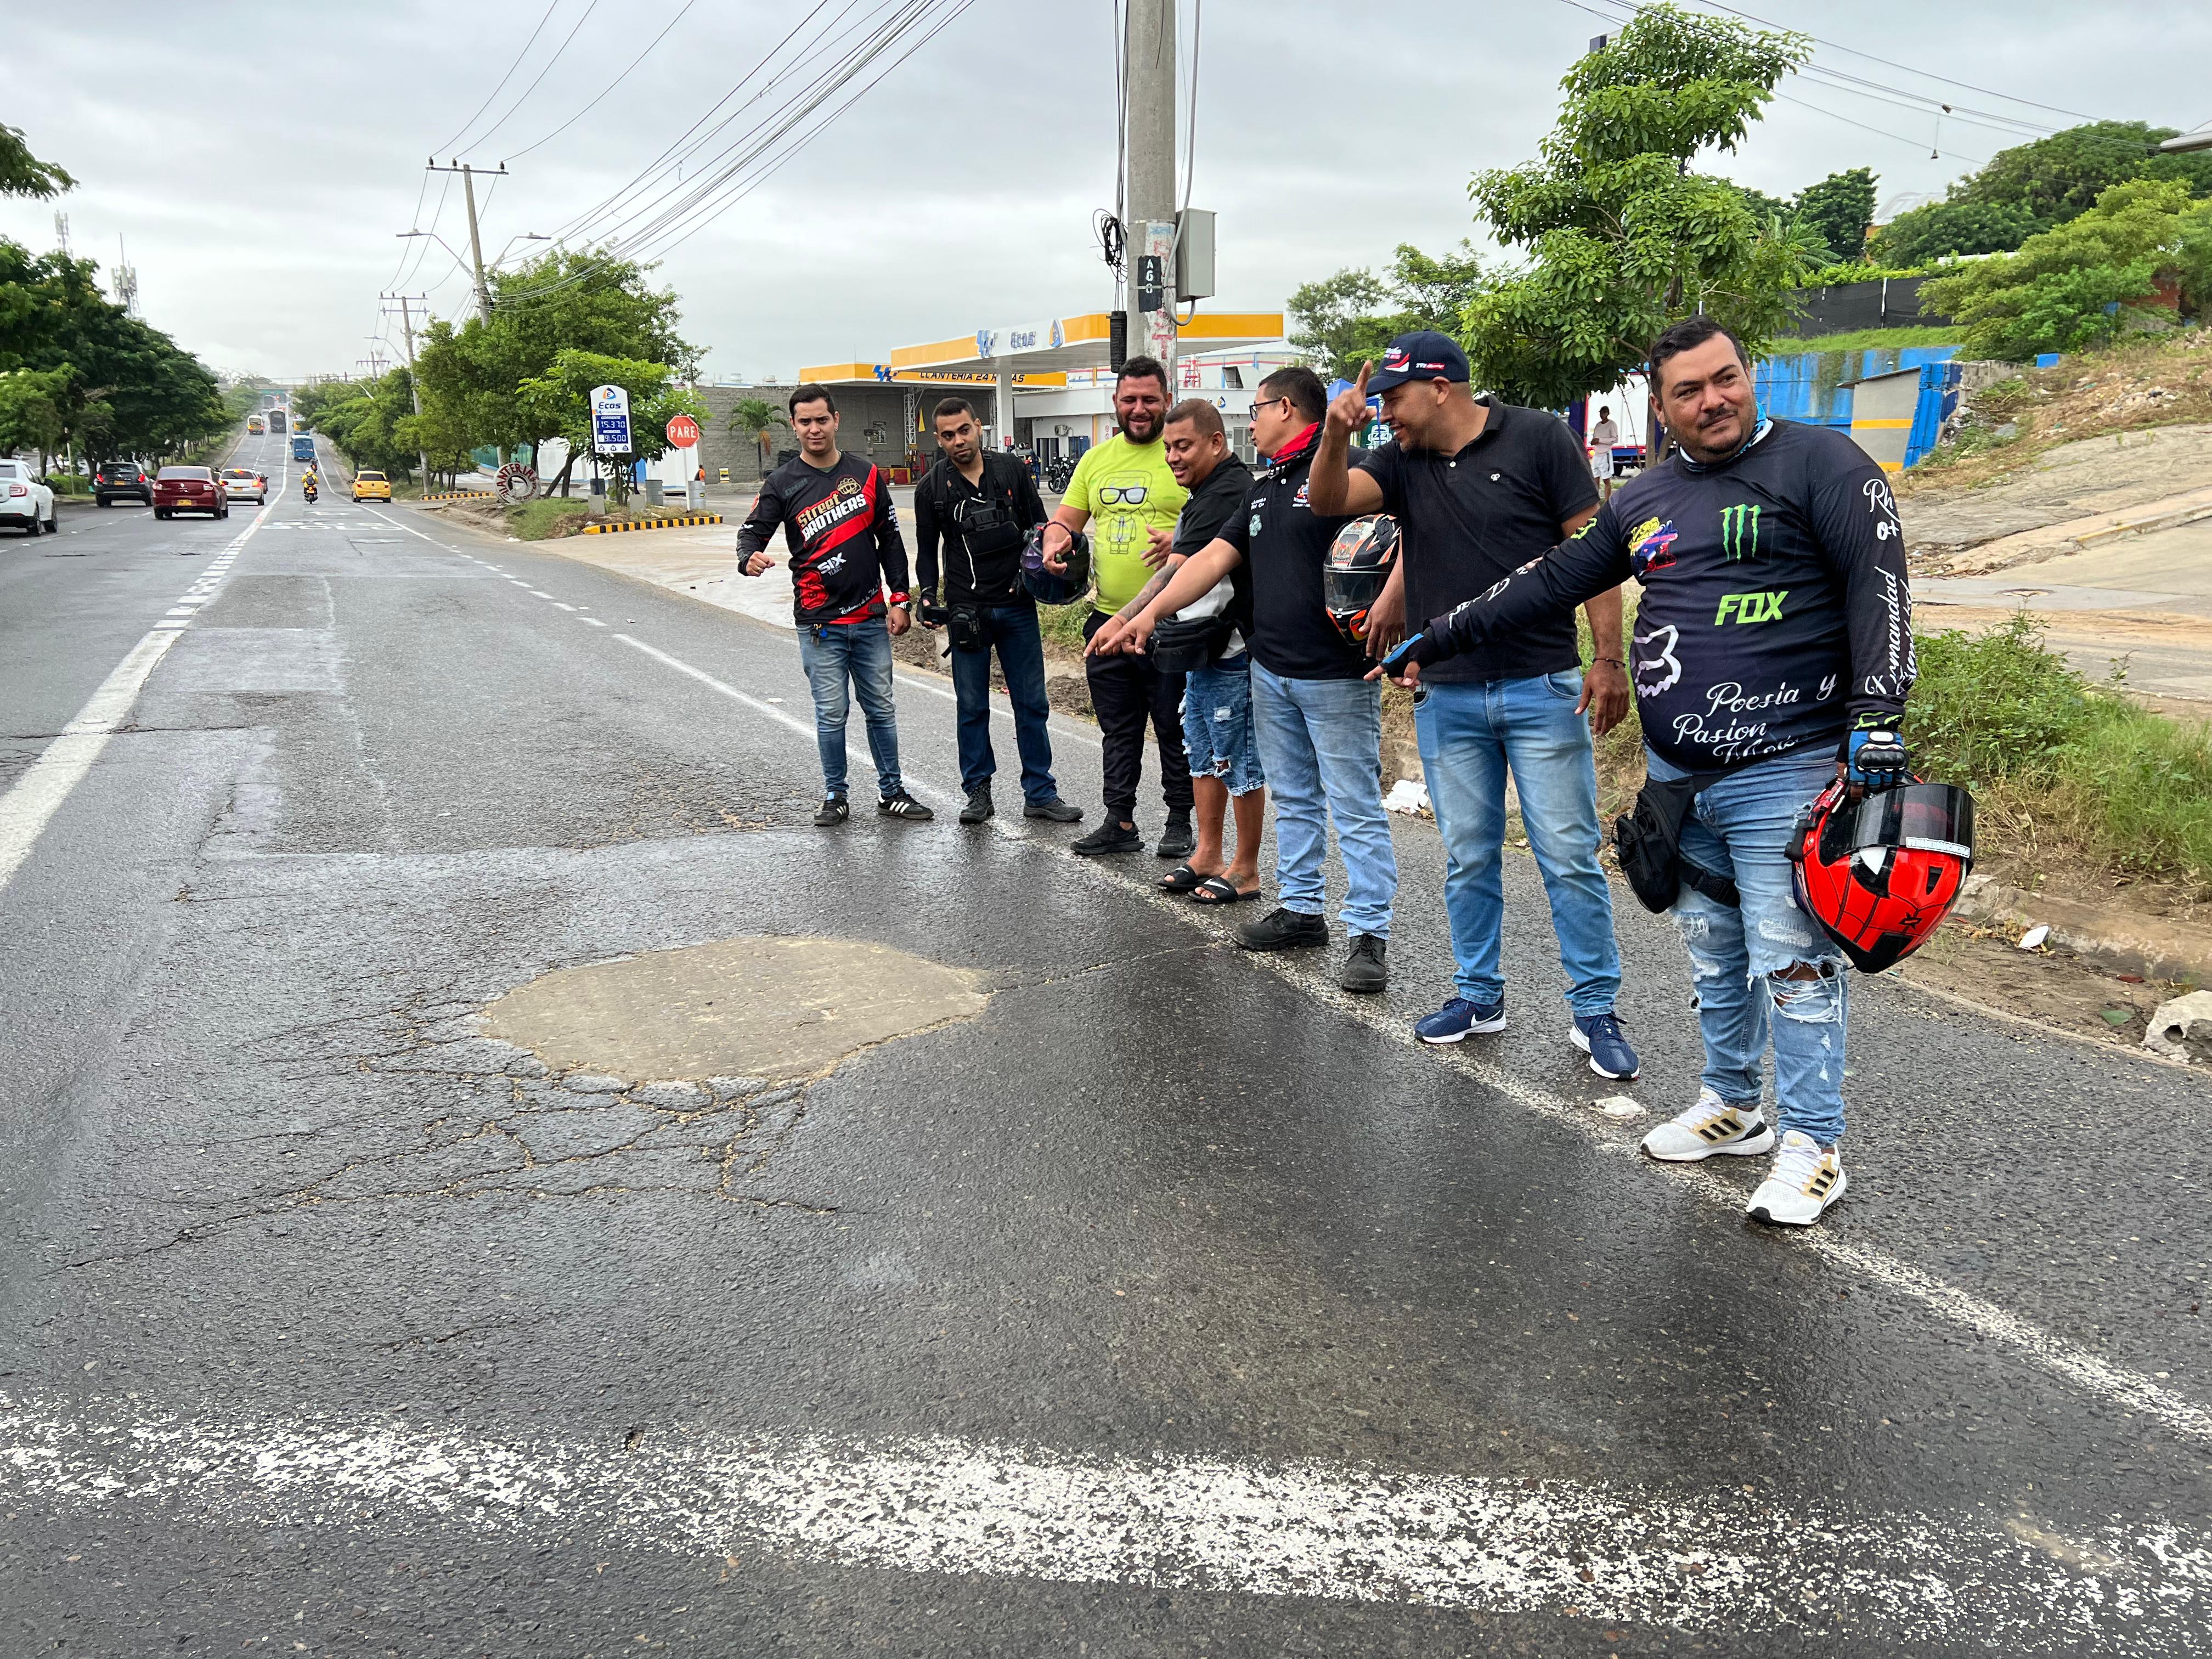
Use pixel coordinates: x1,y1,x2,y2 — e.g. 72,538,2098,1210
1324,514,1401,644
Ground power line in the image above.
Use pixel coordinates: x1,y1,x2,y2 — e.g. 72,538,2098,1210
430,0,563,157
467,0,606,156
1772,91,1988,168
501,0,699,163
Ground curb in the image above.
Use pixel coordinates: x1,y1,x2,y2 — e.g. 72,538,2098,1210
1953,874,2211,986
580,515,724,535
423,490,496,501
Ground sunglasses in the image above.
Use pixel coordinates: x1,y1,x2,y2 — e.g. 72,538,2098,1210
1098,485,1149,504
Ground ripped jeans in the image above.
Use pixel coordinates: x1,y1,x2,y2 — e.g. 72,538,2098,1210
1647,745,1847,1144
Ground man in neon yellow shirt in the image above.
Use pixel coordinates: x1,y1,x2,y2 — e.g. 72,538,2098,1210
1039,356,1193,857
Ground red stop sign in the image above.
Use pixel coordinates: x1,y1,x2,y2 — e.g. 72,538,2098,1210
665,414,701,448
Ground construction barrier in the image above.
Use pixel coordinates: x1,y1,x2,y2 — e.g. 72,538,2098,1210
580,515,725,535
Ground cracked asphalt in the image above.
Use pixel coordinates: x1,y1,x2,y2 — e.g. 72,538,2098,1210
3,428,2211,1656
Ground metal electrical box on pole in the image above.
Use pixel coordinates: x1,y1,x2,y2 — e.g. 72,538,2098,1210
1123,0,1177,381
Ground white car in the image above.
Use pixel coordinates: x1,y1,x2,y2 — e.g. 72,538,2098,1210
0,459,57,535
221,467,269,505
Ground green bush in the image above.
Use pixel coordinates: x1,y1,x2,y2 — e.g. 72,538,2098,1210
1908,613,2212,887
507,498,590,540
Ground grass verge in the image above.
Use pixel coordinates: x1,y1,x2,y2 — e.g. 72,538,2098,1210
1777,325,1961,356
507,498,592,540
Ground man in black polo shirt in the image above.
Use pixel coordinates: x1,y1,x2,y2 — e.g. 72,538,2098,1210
914,397,1082,827
1092,366,1397,993
1308,331,1638,1076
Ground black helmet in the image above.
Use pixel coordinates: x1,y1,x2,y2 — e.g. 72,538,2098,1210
1020,524,1091,606
1324,515,1401,643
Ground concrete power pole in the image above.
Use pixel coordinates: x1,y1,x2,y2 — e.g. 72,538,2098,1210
1124,0,1178,385
385,293,433,492
428,159,506,465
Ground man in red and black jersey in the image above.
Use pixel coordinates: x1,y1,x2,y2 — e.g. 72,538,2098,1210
738,383,933,825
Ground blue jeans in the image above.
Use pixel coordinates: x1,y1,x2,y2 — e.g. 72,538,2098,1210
1415,672,1620,1015
1182,655,1265,796
797,617,901,800
949,605,1057,803
1250,661,1396,939
1650,745,1847,1144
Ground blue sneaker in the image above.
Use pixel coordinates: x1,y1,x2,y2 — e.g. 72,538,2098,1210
1571,1012,1640,1080
1415,996,1506,1045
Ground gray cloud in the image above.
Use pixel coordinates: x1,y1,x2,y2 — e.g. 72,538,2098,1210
5,0,2207,382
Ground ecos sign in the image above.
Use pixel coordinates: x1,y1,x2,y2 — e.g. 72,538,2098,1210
590,384,633,454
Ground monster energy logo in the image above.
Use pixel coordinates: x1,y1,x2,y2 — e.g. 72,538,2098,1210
1719,503,1762,561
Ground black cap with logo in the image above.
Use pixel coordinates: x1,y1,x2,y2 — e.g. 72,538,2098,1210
1365,330,1471,393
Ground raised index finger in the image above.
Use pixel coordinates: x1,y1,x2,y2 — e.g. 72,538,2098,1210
1353,361,1372,397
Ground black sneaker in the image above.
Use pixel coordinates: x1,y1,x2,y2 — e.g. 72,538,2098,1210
1023,796,1084,823
878,792,934,821
1071,820,1142,857
1156,809,1196,859
959,786,994,825
814,795,849,826
1340,934,1389,993
1235,906,1328,952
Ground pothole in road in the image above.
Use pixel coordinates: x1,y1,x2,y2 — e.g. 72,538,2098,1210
482,935,988,1083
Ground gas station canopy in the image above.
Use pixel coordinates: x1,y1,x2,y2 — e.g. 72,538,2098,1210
801,309,1284,384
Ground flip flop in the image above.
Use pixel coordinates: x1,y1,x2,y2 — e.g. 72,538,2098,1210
1190,874,1261,905
1158,864,1204,893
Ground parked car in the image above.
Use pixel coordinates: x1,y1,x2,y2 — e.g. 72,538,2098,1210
351,470,391,502
153,465,228,520
94,460,153,507
0,459,57,534
221,467,269,505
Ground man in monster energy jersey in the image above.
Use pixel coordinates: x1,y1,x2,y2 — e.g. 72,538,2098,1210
1378,317,1917,1227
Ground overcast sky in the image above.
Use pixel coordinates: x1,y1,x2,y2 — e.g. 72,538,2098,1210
6,1,2208,383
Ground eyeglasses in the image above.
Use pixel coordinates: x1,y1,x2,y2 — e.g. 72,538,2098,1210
1098,485,1149,504
1249,396,1290,417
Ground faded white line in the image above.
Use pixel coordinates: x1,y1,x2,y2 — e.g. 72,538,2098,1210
0,487,280,893
1,1396,2204,1649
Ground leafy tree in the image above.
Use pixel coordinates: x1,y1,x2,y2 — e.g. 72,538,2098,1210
514,349,707,509
1792,167,1877,264
1286,242,1488,379
0,123,72,199
296,370,424,483
730,397,789,472
1870,198,2048,266
1464,2,1812,410
0,367,70,458
1922,179,2204,360
1960,121,2212,226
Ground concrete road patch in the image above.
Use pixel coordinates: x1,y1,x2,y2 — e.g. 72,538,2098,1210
483,934,987,1082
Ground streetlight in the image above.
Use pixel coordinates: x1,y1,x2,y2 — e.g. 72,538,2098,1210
2160,127,2212,154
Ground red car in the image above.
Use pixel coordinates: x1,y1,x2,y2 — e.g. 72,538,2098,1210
153,465,228,520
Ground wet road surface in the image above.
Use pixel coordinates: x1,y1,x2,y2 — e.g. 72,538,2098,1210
3,428,2209,1655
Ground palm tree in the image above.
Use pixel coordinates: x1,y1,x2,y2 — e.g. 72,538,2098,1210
731,398,788,479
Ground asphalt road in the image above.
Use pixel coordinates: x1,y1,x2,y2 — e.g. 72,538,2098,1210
3,426,2210,1656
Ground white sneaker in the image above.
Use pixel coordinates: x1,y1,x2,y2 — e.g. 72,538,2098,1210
1746,1131,1847,1226
1639,1088,1777,1163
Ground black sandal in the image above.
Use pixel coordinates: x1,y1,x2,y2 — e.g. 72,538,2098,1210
1190,874,1260,905
1158,864,1204,893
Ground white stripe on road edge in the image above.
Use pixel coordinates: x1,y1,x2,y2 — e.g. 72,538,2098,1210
0,488,281,894
2,1397,2205,1648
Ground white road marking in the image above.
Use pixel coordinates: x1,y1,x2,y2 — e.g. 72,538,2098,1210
579,617,607,628
0,484,283,894
1,1395,2204,1648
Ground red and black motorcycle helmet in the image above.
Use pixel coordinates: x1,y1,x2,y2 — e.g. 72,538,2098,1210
1788,778,1976,972
1324,514,1401,644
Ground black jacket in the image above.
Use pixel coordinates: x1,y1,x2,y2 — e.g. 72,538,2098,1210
915,450,1048,608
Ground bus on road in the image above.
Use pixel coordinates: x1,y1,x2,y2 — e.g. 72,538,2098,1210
247,415,264,435
269,408,288,434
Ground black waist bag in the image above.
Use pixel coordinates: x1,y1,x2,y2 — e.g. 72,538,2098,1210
946,605,989,653
1614,771,1742,914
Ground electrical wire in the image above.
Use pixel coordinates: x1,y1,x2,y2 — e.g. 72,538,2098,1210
501,0,971,304
430,0,563,158
466,0,606,156
1773,90,1988,167
501,0,699,163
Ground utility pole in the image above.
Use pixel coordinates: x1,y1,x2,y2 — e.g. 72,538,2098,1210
1124,0,1178,385
383,292,433,492
427,159,506,463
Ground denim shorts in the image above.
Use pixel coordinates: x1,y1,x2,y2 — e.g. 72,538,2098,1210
1182,654,1265,795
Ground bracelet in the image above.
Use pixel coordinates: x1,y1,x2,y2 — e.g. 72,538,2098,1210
1592,656,1624,669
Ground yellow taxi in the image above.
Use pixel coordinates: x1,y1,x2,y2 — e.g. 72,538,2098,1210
351,470,392,503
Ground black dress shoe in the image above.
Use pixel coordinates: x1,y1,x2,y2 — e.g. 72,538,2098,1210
1234,906,1329,951
1339,934,1389,992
